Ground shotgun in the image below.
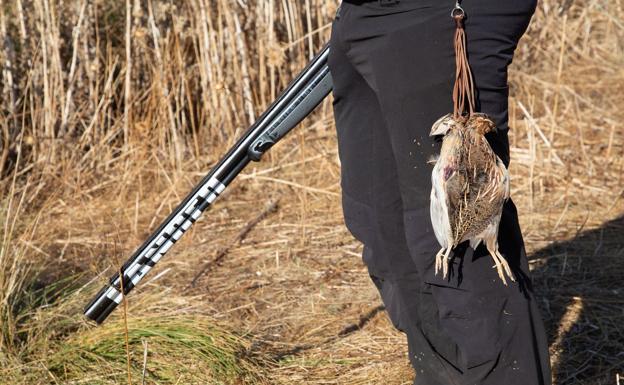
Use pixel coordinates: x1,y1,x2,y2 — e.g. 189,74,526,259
84,45,332,324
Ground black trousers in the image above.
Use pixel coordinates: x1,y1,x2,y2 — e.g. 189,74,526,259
328,0,551,384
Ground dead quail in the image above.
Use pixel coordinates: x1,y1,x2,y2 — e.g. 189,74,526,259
429,113,514,284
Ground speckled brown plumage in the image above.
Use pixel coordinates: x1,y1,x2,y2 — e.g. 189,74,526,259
429,113,514,284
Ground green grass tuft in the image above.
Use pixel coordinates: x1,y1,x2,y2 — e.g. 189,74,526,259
44,316,260,384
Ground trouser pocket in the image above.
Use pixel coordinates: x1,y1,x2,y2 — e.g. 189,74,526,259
431,285,506,370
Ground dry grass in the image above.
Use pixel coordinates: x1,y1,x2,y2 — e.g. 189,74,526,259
0,0,623,384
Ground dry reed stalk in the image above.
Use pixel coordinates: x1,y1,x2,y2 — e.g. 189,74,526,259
146,0,181,169
124,0,132,145
61,0,87,137
0,1,13,179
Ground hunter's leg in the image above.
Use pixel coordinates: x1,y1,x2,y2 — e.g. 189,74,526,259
338,0,551,383
329,3,460,384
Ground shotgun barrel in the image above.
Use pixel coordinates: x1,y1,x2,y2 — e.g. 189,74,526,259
84,45,333,324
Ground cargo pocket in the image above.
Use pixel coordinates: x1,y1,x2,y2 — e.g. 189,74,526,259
430,284,506,370
418,283,463,371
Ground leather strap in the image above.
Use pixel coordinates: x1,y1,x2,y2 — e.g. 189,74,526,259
451,4,476,118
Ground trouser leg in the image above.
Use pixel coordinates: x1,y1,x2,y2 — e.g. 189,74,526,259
330,0,550,384
329,8,462,384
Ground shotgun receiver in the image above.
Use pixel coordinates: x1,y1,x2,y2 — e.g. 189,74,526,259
84,45,332,324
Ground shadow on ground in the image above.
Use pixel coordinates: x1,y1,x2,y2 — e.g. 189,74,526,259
529,215,624,385
257,215,624,384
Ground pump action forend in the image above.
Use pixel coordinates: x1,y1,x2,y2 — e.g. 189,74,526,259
84,45,333,324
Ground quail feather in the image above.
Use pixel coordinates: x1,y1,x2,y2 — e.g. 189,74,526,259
429,113,514,284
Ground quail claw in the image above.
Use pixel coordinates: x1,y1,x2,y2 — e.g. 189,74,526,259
496,250,516,282
435,248,445,276
489,248,515,285
442,247,453,279
494,264,508,286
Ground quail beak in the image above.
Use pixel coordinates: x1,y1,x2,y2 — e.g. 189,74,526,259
427,154,439,165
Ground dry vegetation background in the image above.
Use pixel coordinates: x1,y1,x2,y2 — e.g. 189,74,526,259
0,0,623,384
